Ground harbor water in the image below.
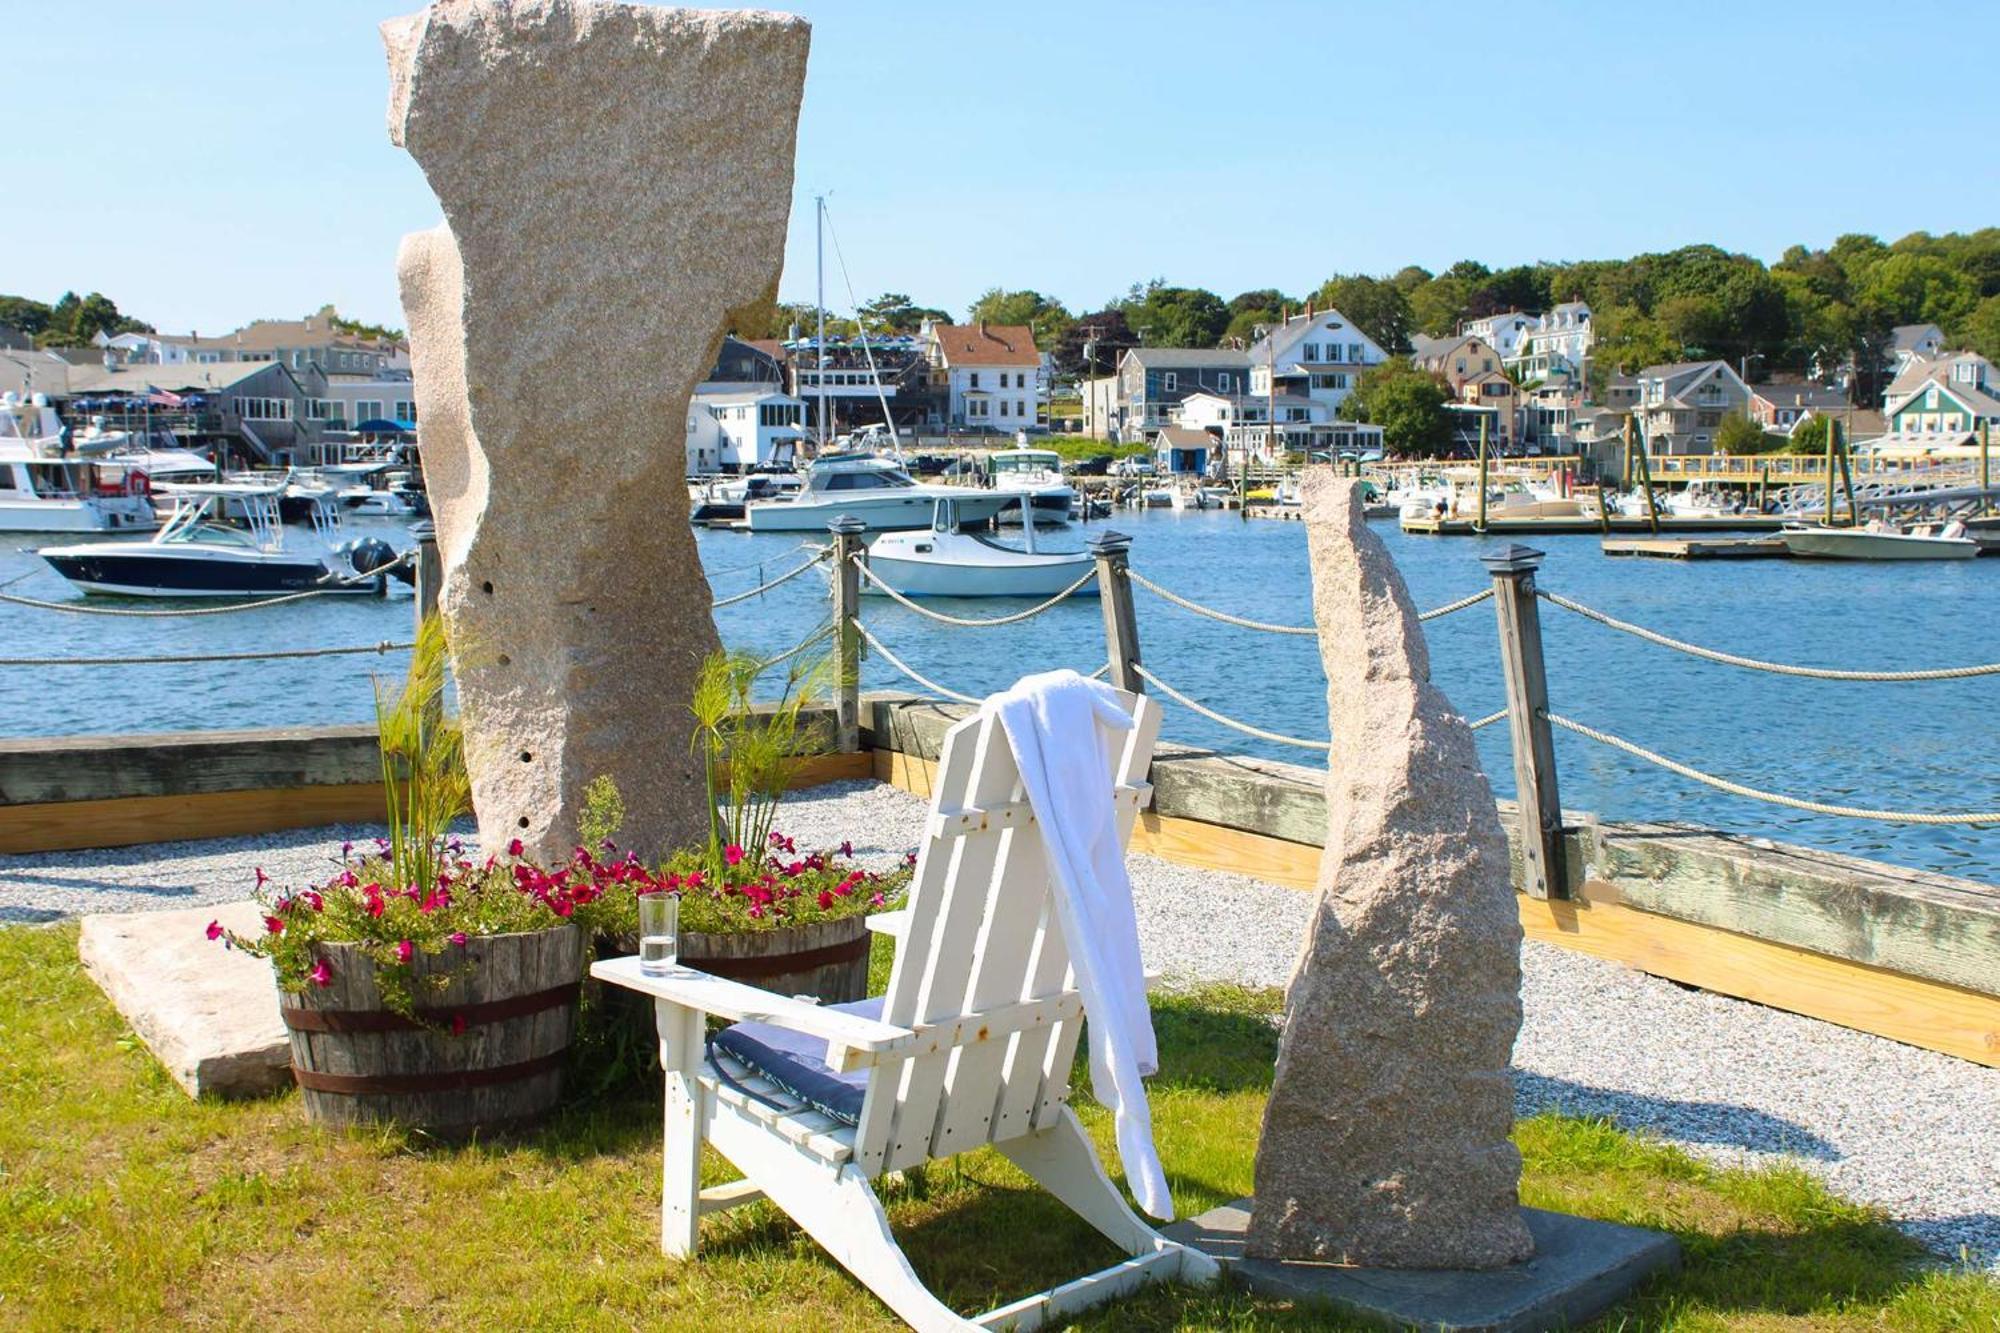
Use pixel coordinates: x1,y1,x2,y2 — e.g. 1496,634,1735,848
1,511,1994,880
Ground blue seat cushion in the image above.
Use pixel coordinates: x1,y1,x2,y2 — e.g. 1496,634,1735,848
709,996,884,1127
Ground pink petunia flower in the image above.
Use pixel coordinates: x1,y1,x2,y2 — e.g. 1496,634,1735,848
254,867,269,889
394,939,414,964
724,844,744,867
262,915,285,936
839,840,853,858
507,838,524,858
307,957,333,987
205,919,223,941
450,931,468,946
451,1013,467,1036
816,890,834,910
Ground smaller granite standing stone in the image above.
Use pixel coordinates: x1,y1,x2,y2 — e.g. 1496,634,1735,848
1247,471,1534,1269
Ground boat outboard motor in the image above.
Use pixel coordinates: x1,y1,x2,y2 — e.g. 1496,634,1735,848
346,536,405,579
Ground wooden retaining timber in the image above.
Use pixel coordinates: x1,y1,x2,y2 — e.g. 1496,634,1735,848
679,916,871,1006
7,699,1997,1066
0,715,870,854
863,694,2000,1069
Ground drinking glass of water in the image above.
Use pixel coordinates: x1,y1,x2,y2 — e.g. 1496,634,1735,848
639,893,679,976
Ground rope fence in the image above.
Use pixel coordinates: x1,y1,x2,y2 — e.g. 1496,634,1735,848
1546,711,2000,826
709,552,824,610
1132,663,1331,752
0,641,412,668
852,620,980,705
1538,590,2000,682
853,555,1098,627
1126,568,1491,634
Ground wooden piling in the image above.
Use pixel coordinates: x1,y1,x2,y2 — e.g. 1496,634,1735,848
1089,530,1143,693
1482,544,1567,901
828,515,866,753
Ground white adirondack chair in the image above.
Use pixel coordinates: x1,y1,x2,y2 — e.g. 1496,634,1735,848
592,690,1217,1331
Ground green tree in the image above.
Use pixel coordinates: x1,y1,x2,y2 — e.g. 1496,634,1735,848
35,291,149,347
1409,276,1473,337
1964,294,2000,363
1310,274,1413,352
857,292,948,333
1053,309,1138,378
1345,361,1451,457
967,288,1072,349
1786,415,1835,455
1125,285,1229,348
1714,412,1782,456
0,295,52,337
1592,303,1680,375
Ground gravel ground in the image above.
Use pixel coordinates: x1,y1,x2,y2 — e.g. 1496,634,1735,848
5,777,1995,1269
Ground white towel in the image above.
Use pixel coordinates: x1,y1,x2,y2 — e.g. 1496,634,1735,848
982,669,1172,1220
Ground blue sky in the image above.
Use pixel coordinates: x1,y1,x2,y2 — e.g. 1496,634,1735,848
5,1,1989,336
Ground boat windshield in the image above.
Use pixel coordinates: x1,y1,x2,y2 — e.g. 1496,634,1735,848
819,469,912,491
174,522,261,548
992,451,1060,475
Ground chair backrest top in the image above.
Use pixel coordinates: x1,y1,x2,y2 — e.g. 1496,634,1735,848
851,688,1158,1176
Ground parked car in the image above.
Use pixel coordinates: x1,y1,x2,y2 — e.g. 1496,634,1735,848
1111,457,1156,477
1069,454,1116,477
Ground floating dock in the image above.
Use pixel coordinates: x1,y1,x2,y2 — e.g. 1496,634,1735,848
1400,514,1794,536
1602,536,1792,560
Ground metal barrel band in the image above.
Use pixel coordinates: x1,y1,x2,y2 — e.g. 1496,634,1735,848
279,981,580,1034
290,1049,567,1095
681,932,870,980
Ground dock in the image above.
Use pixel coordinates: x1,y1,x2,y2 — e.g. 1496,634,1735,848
1602,536,1792,560
1400,513,1795,536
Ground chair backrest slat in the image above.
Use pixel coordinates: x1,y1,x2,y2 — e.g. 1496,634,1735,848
853,690,1158,1179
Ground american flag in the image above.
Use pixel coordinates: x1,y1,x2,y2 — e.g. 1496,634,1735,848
145,385,185,408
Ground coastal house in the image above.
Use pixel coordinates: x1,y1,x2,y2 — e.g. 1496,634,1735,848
685,385,807,473
1245,308,1385,418
1888,323,1946,375
1633,360,1751,455
1111,347,1252,441
923,322,1042,431
1461,310,1537,361
143,306,408,379
1882,353,2000,438
1078,374,1118,440
1410,334,1515,448
311,374,419,434
1513,301,1593,381
56,357,325,466
1748,383,1849,435
1154,426,1214,476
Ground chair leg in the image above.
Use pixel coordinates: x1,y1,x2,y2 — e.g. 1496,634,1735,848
657,1001,705,1259
996,1108,1219,1283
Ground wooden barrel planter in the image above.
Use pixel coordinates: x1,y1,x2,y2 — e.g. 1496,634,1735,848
680,915,870,1005
280,925,584,1137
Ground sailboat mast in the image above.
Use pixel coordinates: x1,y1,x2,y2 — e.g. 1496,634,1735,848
815,193,828,449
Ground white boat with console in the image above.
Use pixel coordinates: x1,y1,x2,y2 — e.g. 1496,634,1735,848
743,452,1017,533
860,496,1098,599
36,484,401,597
987,447,1074,525
0,393,155,532
1780,519,1978,561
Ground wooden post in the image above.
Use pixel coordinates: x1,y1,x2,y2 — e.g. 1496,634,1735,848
1475,415,1490,533
1631,419,1661,535
829,515,866,753
1823,418,1837,526
1758,463,1770,515
1833,419,1860,527
1981,420,1992,516
1089,530,1142,693
1482,543,1567,901
1595,481,1612,535
411,520,441,635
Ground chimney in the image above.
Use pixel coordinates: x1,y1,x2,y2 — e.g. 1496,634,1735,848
979,319,987,337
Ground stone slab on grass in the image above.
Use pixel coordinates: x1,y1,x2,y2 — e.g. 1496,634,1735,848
1166,1199,1679,1332
78,899,290,1099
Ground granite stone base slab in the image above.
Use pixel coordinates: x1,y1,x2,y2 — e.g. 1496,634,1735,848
1163,1199,1679,1332
78,899,290,1099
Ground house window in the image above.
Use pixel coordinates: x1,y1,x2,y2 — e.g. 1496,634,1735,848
1456,360,1467,374
1302,343,1320,363
970,372,980,389
1163,372,1177,392
1348,343,1362,362
395,401,416,422
1217,373,1231,392
998,400,1009,418
356,400,384,421
1016,401,1026,418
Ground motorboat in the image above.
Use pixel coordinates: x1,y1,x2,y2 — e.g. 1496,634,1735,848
36,483,402,597
987,448,1074,526
0,392,155,532
860,496,1098,599
1663,480,1745,518
689,471,802,524
1780,520,1979,561
1401,474,1586,523
742,452,1020,532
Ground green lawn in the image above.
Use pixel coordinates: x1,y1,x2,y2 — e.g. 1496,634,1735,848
0,924,1991,1330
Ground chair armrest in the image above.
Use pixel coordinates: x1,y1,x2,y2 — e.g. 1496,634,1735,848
866,909,910,938
591,955,913,1053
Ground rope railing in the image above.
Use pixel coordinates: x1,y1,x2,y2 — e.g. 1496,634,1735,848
751,622,835,676
704,540,816,581
1466,708,1508,731
1546,711,2000,825
0,554,412,618
1126,568,1491,634
852,555,1098,627
852,620,980,705
0,641,413,668
710,551,824,610
1538,590,2000,682
1131,663,1331,752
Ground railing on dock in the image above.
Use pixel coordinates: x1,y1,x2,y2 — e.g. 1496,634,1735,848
812,519,2000,901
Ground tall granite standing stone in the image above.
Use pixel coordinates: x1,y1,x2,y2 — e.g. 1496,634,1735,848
1247,471,1534,1269
383,1,809,861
